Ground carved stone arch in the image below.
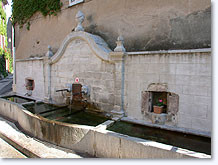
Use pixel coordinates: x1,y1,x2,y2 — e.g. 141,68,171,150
49,31,112,64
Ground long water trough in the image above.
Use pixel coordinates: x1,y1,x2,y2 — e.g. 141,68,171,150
0,95,211,158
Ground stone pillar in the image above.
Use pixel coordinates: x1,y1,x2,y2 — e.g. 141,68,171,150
110,36,126,118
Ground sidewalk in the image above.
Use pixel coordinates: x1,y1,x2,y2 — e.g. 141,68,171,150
0,74,13,95
0,116,91,158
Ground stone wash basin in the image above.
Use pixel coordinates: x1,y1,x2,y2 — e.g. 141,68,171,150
0,95,211,158
23,102,109,126
107,120,211,155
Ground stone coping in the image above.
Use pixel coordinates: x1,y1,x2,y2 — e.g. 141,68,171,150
15,57,44,62
127,48,211,55
50,31,112,64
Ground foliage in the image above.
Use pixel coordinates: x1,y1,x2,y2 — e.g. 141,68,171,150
12,0,63,28
0,1,11,77
0,1,6,20
0,48,12,77
0,1,7,36
155,99,164,107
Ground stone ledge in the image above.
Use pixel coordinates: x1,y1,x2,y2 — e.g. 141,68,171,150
127,48,211,56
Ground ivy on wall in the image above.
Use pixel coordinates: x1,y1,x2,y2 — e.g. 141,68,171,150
12,0,63,28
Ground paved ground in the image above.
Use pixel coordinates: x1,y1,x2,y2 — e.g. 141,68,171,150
0,116,92,158
0,74,13,95
0,138,26,158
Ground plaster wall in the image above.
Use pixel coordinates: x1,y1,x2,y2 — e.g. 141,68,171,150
124,50,211,132
15,0,211,59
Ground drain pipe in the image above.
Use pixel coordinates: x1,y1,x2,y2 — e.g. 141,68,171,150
12,22,16,92
121,54,125,113
46,46,53,102
48,63,52,102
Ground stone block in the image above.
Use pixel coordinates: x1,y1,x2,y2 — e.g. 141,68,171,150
105,80,115,92
143,73,160,84
176,64,196,75
141,91,150,114
179,94,194,104
98,102,114,112
147,83,168,92
151,113,167,125
147,63,160,73
168,55,179,63
195,53,211,64
159,64,177,75
182,85,208,96
191,104,207,119
139,55,151,64
159,74,176,85
177,113,192,128
175,75,192,85
136,64,149,73
115,80,122,89
191,118,212,132
168,92,179,115
179,103,193,116
71,130,95,156
150,55,160,63
114,95,121,106
159,54,169,64
194,96,211,106
167,85,183,94
195,64,211,76
94,131,120,158
119,137,144,158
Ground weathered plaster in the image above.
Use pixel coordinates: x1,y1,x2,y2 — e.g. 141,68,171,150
14,0,211,59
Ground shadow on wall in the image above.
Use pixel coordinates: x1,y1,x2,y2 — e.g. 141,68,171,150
85,7,211,51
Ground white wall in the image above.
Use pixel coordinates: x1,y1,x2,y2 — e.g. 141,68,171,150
16,59,45,99
125,50,211,132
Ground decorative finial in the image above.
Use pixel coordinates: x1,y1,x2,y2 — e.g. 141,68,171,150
75,11,85,32
47,45,53,58
114,35,126,52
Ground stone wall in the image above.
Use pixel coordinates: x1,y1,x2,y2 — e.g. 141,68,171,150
49,34,115,112
124,49,211,132
15,29,212,133
16,59,45,99
14,0,211,59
